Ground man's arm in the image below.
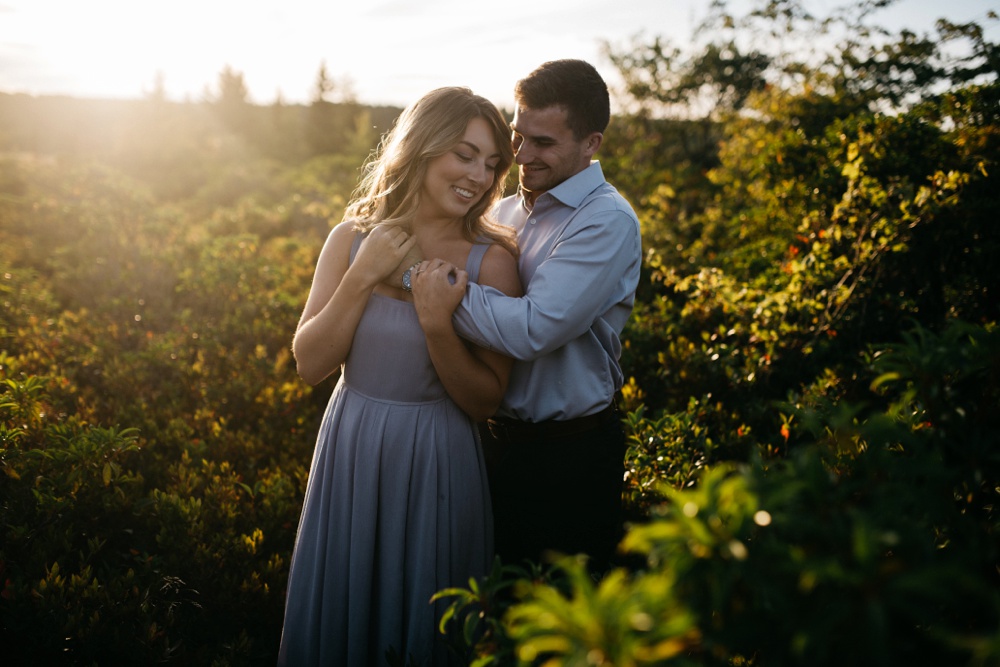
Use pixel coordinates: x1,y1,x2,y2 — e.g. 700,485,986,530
453,209,640,360
414,246,523,421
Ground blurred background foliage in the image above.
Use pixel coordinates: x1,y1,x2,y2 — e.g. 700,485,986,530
2,0,999,664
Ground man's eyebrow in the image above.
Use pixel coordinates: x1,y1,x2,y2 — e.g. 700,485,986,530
509,122,555,143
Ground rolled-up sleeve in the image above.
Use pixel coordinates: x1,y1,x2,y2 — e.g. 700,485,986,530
455,204,640,360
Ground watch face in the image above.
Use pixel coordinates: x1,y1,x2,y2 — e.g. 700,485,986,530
402,268,413,291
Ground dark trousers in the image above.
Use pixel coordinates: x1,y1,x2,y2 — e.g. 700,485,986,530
481,406,626,573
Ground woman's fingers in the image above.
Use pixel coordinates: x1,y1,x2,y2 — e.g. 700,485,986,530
356,226,419,284
370,225,414,254
392,228,415,251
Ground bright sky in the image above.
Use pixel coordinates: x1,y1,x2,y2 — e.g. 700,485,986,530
0,0,995,109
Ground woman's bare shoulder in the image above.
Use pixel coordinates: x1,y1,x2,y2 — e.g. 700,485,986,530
317,220,359,258
478,243,522,297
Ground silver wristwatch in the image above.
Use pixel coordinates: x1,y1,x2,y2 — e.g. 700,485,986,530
401,264,419,292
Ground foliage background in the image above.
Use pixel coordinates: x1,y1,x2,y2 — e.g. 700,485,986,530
2,1,999,665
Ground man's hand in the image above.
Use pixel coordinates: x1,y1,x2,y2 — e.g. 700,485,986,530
412,259,467,335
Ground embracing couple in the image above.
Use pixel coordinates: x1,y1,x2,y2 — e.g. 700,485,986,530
278,59,642,666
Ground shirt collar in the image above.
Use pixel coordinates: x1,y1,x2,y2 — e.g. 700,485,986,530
519,161,605,210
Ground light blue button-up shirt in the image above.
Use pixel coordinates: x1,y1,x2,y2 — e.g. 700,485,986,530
454,161,642,421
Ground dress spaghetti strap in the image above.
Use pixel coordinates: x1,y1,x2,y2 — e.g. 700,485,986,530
349,231,492,284
465,240,491,284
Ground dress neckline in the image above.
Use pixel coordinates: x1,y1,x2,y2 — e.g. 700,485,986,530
370,290,413,306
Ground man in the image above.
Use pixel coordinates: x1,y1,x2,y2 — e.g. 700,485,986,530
415,59,642,571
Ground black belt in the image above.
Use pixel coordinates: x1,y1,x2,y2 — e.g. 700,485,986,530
485,403,618,442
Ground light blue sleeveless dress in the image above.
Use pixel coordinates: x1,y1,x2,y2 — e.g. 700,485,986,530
278,234,494,666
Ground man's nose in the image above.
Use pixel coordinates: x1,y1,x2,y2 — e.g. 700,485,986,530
514,144,532,164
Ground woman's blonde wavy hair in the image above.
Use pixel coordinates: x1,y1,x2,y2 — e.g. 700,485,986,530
346,87,517,255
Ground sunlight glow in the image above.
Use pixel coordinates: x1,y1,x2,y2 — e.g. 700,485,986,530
1,0,995,107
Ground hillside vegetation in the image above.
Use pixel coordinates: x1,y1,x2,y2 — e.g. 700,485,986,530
2,2,999,665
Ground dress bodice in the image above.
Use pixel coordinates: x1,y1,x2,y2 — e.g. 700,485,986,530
340,232,489,403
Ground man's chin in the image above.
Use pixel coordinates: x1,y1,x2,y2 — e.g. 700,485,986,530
519,176,546,193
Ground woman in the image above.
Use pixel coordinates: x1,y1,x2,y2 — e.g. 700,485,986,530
278,87,521,666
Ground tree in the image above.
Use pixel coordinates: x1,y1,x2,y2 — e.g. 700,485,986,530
605,36,771,120
144,70,168,103
216,64,250,106
306,62,363,156
311,60,334,104
212,65,253,138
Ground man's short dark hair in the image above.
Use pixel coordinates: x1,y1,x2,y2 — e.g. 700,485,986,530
514,59,610,139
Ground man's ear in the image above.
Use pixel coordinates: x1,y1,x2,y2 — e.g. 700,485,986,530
585,132,603,158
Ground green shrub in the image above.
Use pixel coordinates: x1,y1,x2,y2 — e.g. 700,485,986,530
440,319,1000,666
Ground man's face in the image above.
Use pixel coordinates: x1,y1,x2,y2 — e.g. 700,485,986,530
510,105,599,204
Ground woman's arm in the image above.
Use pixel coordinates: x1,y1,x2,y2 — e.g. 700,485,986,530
293,223,416,385
414,244,522,421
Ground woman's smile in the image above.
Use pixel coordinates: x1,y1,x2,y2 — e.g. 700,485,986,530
418,116,500,221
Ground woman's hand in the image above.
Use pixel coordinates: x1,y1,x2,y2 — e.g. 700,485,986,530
412,259,467,334
382,239,424,291
351,225,417,288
